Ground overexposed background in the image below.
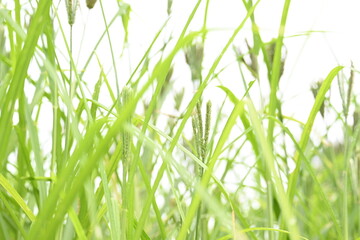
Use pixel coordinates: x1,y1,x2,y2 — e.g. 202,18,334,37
3,0,360,177
2,0,360,221
53,0,360,141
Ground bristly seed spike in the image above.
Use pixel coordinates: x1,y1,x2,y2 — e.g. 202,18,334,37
86,0,98,9
65,0,79,25
204,101,212,154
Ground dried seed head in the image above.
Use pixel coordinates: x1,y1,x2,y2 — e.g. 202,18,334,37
266,39,287,78
174,88,185,111
160,66,174,98
167,0,173,15
353,110,359,130
185,41,204,81
311,80,325,117
245,39,259,76
86,0,97,9
266,40,276,64
345,63,354,118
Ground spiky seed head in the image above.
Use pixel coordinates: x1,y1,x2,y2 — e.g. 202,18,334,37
167,0,173,15
121,87,134,163
204,101,211,146
185,41,204,81
86,0,97,9
66,0,78,25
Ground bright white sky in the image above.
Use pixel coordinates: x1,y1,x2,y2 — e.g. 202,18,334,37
61,0,360,143
4,0,359,155
2,0,359,209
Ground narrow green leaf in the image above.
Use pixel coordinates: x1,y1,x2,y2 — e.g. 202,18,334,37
68,208,87,240
287,66,344,200
0,0,52,167
0,174,35,222
267,0,292,143
177,100,245,239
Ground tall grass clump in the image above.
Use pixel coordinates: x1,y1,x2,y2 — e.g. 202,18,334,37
0,0,359,239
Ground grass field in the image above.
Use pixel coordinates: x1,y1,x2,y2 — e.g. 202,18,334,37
0,0,359,239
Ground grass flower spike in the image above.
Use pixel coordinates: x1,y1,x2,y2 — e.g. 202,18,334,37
86,0,97,9
65,0,78,25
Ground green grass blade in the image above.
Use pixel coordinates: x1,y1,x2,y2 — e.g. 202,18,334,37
246,99,299,239
23,98,47,205
99,160,120,239
0,190,27,238
0,0,52,167
279,66,343,240
177,100,245,239
131,1,204,238
68,208,87,240
0,174,35,222
27,118,107,239
218,227,310,240
267,116,342,237
287,66,344,201
0,9,26,40
267,0,292,143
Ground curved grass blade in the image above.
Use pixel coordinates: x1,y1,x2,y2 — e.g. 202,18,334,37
287,66,344,201
0,0,52,169
217,227,310,240
0,174,35,222
278,65,344,240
